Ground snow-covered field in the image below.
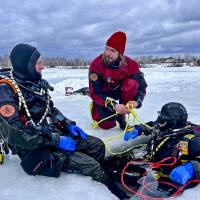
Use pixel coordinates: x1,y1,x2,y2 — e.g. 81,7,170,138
1,66,200,200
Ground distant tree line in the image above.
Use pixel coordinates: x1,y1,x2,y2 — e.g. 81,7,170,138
1,54,200,68
43,57,90,68
0,54,90,68
135,55,200,66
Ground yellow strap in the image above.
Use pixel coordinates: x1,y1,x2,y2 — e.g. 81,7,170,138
0,138,5,164
184,134,195,140
0,152,3,165
179,141,189,156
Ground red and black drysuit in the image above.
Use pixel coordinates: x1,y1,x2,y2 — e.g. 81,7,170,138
89,55,147,129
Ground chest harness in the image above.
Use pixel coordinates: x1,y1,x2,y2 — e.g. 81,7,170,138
0,70,50,127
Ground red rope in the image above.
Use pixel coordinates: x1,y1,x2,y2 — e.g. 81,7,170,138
149,156,177,168
171,179,200,197
121,160,167,200
121,157,200,200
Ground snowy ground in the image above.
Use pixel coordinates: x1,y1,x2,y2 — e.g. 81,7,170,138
1,66,200,200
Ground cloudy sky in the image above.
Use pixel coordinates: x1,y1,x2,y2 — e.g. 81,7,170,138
0,0,200,59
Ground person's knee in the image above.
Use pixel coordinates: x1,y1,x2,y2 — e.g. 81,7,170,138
121,78,138,92
98,121,116,129
94,137,105,150
96,138,106,160
89,135,105,153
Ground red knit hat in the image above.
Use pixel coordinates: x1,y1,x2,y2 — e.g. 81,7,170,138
106,31,126,54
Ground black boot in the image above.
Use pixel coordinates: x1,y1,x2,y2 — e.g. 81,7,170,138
95,164,130,199
102,172,129,200
116,114,127,130
107,181,130,200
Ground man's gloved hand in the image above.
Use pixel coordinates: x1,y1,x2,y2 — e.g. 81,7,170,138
68,124,87,140
124,125,141,141
169,162,195,185
58,136,76,151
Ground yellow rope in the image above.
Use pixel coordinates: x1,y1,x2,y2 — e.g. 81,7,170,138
90,101,153,156
91,113,117,128
90,101,118,128
104,109,148,156
130,109,152,130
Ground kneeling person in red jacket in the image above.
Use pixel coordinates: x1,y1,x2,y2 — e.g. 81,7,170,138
89,31,147,130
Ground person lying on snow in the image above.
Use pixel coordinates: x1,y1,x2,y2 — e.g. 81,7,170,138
103,102,200,199
0,44,129,200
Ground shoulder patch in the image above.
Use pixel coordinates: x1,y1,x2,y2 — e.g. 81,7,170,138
90,73,98,81
0,104,16,118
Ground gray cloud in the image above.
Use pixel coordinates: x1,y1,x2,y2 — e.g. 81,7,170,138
0,0,200,58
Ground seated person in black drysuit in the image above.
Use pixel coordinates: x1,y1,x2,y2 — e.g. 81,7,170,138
0,44,129,200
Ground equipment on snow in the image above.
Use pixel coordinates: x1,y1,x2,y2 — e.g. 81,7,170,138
65,86,89,96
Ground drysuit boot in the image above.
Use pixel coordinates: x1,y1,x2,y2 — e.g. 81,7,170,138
104,174,129,200
107,181,129,200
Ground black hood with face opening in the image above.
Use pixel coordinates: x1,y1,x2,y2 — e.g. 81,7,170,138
156,102,188,130
10,44,41,82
